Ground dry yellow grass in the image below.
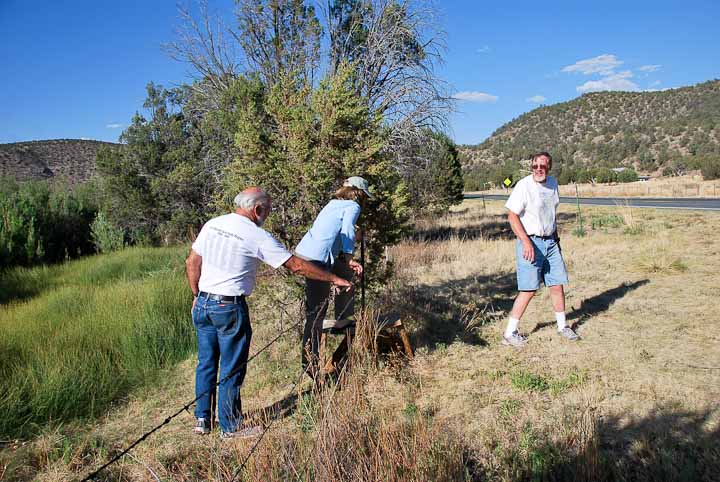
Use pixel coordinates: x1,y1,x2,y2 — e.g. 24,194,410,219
2,200,719,481
386,199,719,480
472,174,720,198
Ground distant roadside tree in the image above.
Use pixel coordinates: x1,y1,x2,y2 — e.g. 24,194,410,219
398,130,463,213
699,156,720,180
593,167,616,184
557,167,576,185
617,169,639,183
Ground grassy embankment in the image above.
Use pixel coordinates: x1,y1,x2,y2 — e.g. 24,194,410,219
2,201,719,481
0,247,195,440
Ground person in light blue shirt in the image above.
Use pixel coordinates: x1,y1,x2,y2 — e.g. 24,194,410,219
295,176,372,377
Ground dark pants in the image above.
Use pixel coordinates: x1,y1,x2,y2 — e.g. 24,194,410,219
302,257,355,374
192,295,252,433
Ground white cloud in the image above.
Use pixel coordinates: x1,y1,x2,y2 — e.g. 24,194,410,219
576,71,640,93
106,123,123,129
562,54,623,75
562,54,647,93
452,91,498,102
476,45,491,54
650,80,661,87
526,95,546,104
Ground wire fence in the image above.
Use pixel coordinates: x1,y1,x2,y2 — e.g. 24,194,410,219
79,281,357,481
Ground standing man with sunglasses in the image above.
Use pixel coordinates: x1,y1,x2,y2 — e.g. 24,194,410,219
502,152,579,347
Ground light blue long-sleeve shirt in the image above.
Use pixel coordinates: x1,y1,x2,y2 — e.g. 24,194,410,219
295,199,361,263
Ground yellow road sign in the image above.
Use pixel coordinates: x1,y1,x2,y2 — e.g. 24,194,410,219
503,177,512,187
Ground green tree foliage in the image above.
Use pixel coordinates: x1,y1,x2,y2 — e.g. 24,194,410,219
699,156,720,180
96,83,212,245
0,177,97,269
222,65,409,282
617,169,639,183
398,130,463,213
91,211,125,253
235,0,322,86
427,132,464,209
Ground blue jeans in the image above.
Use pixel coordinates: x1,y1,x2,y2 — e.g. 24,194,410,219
516,236,569,290
192,295,252,432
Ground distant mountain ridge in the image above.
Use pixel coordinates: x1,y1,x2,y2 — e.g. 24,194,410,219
0,139,118,185
460,79,720,179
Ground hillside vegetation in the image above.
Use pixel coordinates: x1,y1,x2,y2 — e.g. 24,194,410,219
0,139,118,185
461,80,720,187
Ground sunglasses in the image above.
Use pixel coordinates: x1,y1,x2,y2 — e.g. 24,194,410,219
531,164,549,171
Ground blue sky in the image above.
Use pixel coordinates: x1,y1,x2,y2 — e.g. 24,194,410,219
1,0,718,146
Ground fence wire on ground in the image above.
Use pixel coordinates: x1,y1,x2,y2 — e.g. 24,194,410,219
79,294,316,481
79,285,358,482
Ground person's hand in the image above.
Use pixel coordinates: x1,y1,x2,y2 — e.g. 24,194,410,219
348,259,363,276
191,295,197,314
332,277,353,293
522,240,535,263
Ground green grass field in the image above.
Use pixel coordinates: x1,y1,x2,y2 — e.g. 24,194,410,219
0,247,195,439
1,204,719,481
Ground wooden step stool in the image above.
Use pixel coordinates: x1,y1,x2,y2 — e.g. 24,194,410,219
319,313,413,377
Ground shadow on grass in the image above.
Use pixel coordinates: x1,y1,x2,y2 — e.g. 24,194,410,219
468,405,720,482
0,272,48,305
530,279,650,334
409,212,578,243
393,271,517,351
569,279,650,329
245,387,312,423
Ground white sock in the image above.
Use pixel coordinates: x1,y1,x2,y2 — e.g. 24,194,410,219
555,312,566,330
505,317,520,337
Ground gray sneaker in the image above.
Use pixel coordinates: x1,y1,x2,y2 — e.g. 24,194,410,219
502,331,527,347
558,327,580,341
193,417,211,435
220,425,264,440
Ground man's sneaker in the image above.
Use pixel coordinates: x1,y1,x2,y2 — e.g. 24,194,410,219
193,417,211,435
558,326,580,341
501,331,527,347
220,425,264,440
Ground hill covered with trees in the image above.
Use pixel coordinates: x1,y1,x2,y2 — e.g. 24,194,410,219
461,79,720,189
0,139,118,185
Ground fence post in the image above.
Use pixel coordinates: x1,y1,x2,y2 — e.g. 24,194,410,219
575,184,584,234
360,229,365,316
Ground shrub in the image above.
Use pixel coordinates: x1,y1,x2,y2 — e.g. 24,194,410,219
617,169,639,183
699,156,720,180
91,211,125,253
0,178,98,269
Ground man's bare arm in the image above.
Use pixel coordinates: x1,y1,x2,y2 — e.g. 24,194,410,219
508,211,534,262
283,255,352,289
186,249,202,296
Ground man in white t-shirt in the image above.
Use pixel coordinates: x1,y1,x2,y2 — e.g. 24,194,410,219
185,187,351,438
502,152,579,347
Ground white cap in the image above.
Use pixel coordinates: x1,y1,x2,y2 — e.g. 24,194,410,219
343,176,373,198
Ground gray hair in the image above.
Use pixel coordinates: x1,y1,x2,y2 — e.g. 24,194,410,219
234,189,270,210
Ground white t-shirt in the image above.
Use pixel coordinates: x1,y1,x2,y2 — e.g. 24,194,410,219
191,213,292,296
505,175,560,237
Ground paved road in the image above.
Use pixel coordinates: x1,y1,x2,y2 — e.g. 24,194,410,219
464,194,720,211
